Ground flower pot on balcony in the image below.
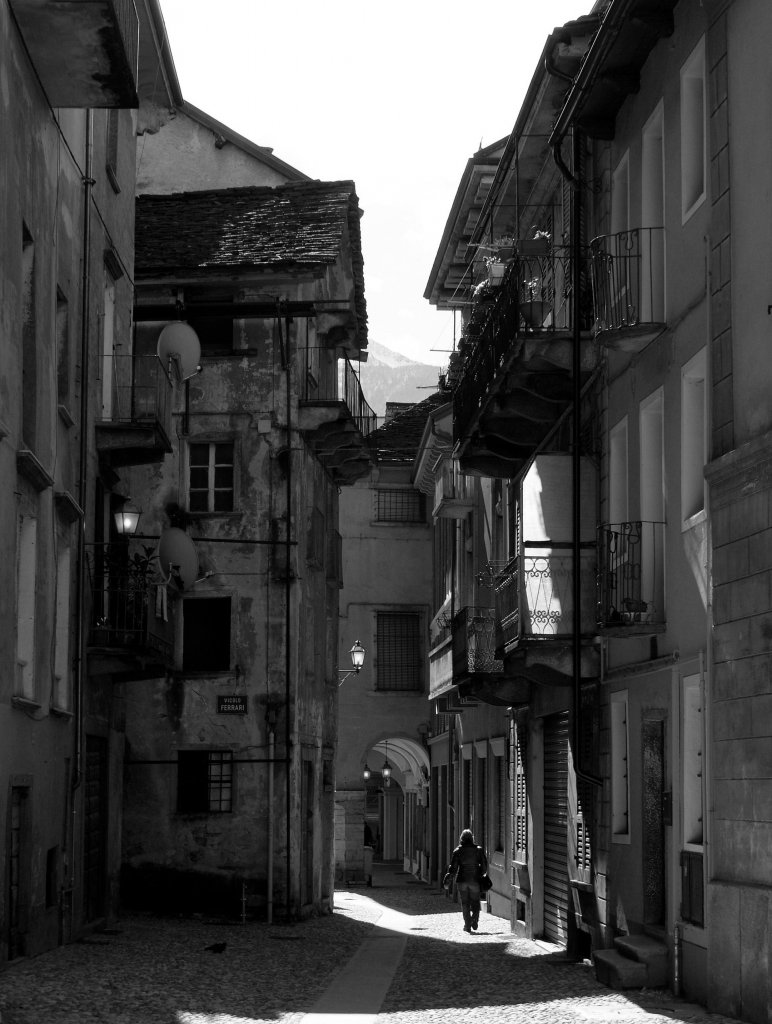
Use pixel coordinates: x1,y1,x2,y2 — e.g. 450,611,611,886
487,262,506,286
519,300,549,328
517,238,550,256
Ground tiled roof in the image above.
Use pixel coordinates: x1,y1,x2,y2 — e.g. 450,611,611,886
368,391,450,465
135,181,367,342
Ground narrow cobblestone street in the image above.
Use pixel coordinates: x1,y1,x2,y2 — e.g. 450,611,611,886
0,866,737,1024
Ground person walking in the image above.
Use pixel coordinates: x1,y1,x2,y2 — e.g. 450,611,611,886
445,828,488,933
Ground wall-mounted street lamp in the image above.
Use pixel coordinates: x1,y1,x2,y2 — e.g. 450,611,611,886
113,498,142,536
362,763,371,781
338,640,366,685
381,742,392,788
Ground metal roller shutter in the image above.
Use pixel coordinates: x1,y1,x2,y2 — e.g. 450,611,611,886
543,711,569,945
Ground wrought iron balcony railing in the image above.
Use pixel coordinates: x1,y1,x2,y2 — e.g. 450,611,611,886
454,249,593,446
301,347,377,437
452,606,503,679
492,547,597,650
88,544,174,661
101,353,173,429
590,227,666,338
597,521,666,631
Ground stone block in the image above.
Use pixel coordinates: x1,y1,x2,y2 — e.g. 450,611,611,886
614,933,668,987
593,948,648,989
708,882,742,1018
713,537,749,585
713,696,753,741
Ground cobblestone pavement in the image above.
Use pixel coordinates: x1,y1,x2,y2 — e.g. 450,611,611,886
0,868,739,1024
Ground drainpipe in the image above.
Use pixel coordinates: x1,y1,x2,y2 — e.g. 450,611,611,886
267,719,275,924
70,109,95,932
277,310,293,921
568,128,602,789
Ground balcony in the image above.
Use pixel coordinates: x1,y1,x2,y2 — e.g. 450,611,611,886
493,546,598,646
590,228,666,354
597,521,666,636
453,252,597,478
432,458,474,519
95,354,173,467
298,348,376,484
88,543,175,675
9,0,139,108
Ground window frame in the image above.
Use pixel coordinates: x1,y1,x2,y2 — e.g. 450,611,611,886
374,609,423,692
681,348,707,527
177,750,234,814
186,439,237,515
610,690,631,843
680,37,707,224
373,488,426,525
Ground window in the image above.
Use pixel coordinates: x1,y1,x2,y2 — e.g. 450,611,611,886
53,541,72,711
681,349,707,523
16,515,38,699
188,442,235,513
21,224,37,449
682,672,704,847
681,38,707,221
105,109,120,192
375,488,425,523
376,611,422,690
611,152,630,236
183,597,231,672
101,273,116,419
475,747,487,848
609,417,629,526
494,752,505,853
56,288,70,407
610,691,630,841
641,102,666,321
185,288,235,355
177,751,233,813
640,389,665,616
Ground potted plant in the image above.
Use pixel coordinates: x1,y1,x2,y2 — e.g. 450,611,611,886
484,255,506,286
517,229,551,256
519,276,549,329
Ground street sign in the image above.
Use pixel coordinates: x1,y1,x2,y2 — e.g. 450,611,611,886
217,695,248,714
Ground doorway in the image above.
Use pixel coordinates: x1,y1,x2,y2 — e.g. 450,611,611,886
642,718,666,925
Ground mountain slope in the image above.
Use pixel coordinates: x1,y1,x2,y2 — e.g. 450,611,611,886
358,342,443,419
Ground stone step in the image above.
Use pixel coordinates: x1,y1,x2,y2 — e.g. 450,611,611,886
614,933,668,988
593,948,649,990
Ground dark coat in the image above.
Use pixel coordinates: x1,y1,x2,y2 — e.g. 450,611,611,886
449,842,487,885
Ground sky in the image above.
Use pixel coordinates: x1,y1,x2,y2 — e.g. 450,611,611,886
158,1,589,368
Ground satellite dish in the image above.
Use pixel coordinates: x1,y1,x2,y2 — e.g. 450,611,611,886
157,528,199,591
157,322,201,384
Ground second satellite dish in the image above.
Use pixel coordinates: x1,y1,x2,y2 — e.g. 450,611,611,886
157,322,202,384
157,528,199,591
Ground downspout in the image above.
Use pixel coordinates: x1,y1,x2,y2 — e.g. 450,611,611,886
70,109,95,930
568,128,602,788
279,310,293,921
267,720,275,924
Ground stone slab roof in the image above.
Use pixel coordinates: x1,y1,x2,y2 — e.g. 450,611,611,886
135,180,367,343
368,391,450,465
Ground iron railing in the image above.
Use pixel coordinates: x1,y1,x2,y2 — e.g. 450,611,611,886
452,606,503,677
101,353,173,432
590,227,666,334
87,543,174,660
493,547,597,648
301,348,377,437
597,521,666,628
453,250,593,443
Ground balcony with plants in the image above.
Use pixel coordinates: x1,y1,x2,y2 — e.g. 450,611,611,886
95,353,174,468
9,0,139,107
298,345,376,485
597,520,666,636
453,241,597,479
88,541,175,672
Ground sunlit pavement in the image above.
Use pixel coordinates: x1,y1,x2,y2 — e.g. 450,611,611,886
0,866,738,1024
